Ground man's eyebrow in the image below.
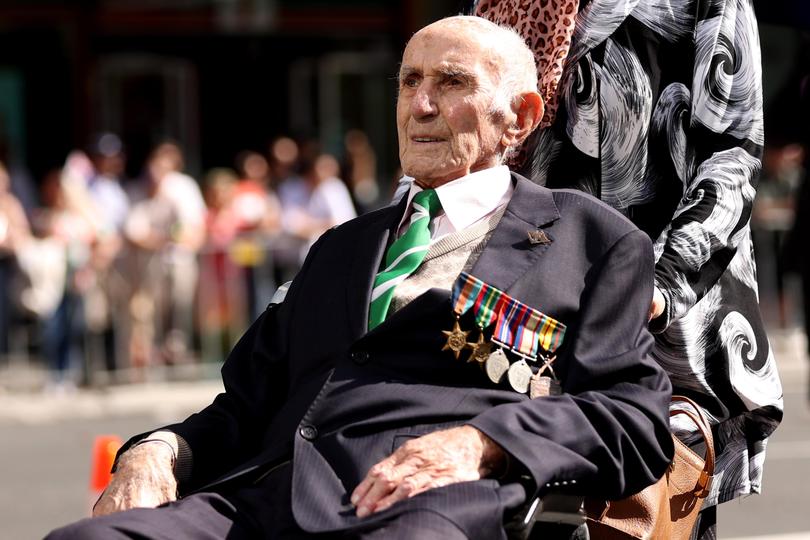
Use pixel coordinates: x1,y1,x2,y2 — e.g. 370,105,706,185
434,64,476,80
398,65,419,81
397,64,478,82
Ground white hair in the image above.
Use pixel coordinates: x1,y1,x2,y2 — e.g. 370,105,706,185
433,16,538,160
434,17,537,113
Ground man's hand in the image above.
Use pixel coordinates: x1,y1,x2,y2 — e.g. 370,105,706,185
92,442,178,517
649,287,666,321
350,426,506,518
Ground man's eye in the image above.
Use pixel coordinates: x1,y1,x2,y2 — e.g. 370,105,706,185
447,78,463,87
401,77,419,88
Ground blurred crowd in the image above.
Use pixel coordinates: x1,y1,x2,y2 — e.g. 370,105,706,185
0,131,383,391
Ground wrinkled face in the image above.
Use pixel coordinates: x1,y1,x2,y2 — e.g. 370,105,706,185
397,25,510,188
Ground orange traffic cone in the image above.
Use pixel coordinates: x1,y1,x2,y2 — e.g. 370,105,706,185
89,435,123,513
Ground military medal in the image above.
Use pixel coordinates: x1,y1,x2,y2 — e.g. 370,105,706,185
493,296,568,395
507,359,533,393
529,373,561,398
461,274,506,365
529,356,561,398
485,348,510,383
441,319,470,360
467,332,493,364
447,272,568,396
447,272,506,362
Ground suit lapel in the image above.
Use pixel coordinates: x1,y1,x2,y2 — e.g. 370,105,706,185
345,196,409,339
349,173,560,339
470,173,560,294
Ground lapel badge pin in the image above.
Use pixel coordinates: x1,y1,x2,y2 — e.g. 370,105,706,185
527,229,551,245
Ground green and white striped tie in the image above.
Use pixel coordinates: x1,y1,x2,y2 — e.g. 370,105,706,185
368,189,442,330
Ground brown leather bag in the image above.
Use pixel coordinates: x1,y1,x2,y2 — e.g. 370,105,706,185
584,395,715,540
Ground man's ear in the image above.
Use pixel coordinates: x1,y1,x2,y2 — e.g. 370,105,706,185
500,92,544,149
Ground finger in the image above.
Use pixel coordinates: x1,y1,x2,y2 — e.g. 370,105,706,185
355,461,406,518
351,475,375,507
370,473,429,514
356,475,398,517
352,454,399,507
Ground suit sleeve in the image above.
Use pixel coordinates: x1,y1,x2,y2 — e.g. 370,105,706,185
116,229,335,492
651,0,763,332
467,229,674,499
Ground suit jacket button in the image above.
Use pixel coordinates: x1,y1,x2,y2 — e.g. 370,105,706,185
299,425,318,440
351,350,370,364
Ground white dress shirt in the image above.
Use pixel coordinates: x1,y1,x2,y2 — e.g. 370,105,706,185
396,165,513,243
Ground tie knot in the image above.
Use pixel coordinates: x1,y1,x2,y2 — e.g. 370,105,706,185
412,189,442,219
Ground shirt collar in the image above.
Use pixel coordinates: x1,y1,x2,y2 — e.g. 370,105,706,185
398,165,512,234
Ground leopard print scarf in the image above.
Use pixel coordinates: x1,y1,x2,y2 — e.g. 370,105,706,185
473,0,578,131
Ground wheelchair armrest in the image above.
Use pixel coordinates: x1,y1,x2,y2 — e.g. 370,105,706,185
506,493,586,540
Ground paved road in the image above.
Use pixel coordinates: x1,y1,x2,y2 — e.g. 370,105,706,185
0,381,224,539
716,329,810,540
1,331,808,539
718,383,810,540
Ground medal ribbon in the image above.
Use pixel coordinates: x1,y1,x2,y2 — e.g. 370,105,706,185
453,272,567,354
452,272,506,329
537,314,566,354
494,296,567,357
515,309,542,357
493,297,519,347
472,279,505,329
452,272,484,316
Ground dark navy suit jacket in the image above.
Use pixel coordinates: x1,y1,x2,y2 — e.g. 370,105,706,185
119,173,673,536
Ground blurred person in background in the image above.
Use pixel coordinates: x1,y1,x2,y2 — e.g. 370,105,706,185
0,161,31,357
202,168,240,257
33,168,96,391
124,142,205,372
146,141,206,252
87,133,130,235
284,150,356,261
781,56,810,399
232,150,282,320
269,136,306,210
85,133,130,375
343,129,380,213
756,136,805,327
199,168,247,362
267,136,311,280
0,117,38,218
233,150,281,234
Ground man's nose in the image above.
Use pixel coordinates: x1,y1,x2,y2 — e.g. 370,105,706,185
410,85,438,119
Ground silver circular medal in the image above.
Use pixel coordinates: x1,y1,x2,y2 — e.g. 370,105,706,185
507,360,533,394
485,348,509,384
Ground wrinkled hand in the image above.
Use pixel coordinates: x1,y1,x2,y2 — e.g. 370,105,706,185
92,442,178,517
351,426,505,518
649,287,666,321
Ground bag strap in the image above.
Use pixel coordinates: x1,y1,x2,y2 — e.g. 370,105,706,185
670,395,715,497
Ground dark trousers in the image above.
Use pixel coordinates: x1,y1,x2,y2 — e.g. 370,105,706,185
46,463,473,540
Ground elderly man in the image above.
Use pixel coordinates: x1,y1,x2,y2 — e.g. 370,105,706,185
49,15,672,540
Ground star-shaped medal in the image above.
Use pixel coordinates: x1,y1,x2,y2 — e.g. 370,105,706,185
442,320,470,360
466,332,493,365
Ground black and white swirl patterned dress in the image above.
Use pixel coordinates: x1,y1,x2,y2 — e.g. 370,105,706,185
493,0,784,513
